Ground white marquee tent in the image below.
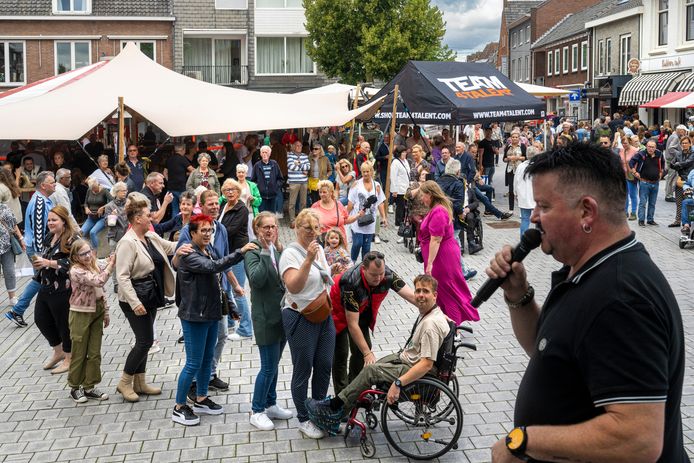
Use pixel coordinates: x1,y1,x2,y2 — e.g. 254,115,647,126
0,43,384,140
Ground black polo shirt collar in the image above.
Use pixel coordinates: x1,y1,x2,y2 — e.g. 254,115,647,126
550,232,639,288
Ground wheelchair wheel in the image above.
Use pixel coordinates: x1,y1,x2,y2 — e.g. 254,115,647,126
380,377,463,460
390,374,460,425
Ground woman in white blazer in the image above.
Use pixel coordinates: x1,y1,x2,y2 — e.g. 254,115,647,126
389,146,411,227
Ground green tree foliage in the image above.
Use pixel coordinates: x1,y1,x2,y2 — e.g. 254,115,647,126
303,0,455,84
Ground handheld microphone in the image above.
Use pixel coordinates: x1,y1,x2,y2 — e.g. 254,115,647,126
471,228,542,308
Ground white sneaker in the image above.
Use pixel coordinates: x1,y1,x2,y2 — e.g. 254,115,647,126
388,205,394,214
396,237,404,244
227,333,252,341
373,235,381,244
250,412,275,431
148,340,161,354
276,212,284,219
298,420,325,439
9,297,18,306
266,404,293,420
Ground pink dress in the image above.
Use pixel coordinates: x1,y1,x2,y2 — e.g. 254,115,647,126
419,205,479,324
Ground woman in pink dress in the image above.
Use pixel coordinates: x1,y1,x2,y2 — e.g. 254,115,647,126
418,181,479,324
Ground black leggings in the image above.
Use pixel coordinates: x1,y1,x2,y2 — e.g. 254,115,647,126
394,195,406,226
120,302,157,375
35,289,71,352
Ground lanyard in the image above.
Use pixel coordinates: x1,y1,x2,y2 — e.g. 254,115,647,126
400,305,437,352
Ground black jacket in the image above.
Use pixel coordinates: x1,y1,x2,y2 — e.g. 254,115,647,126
251,159,284,199
220,200,249,251
437,174,466,215
176,246,243,322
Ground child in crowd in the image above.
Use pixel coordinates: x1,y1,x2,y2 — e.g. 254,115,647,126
67,239,115,403
323,227,352,275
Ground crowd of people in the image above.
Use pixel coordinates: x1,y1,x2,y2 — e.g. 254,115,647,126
0,113,689,451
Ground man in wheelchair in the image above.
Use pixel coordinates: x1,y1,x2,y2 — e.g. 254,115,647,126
679,170,694,235
436,159,483,255
306,275,450,434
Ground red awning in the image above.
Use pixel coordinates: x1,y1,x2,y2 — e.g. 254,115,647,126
640,92,692,108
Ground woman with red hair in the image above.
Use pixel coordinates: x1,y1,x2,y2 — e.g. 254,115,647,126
172,214,255,426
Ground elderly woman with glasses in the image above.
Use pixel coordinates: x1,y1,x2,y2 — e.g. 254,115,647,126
279,208,335,439
89,155,115,190
220,179,253,340
187,152,220,195
233,164,261,239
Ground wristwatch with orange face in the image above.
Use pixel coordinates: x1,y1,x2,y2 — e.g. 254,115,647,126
506,426,529,461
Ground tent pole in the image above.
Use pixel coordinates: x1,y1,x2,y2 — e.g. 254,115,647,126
543,119,547,149
345,84,361,158
118,96,125,163
384,84,399,208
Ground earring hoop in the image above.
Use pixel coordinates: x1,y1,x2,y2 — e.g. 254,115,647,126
582,223,592,234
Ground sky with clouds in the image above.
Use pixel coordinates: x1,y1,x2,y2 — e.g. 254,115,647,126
432,0,503,58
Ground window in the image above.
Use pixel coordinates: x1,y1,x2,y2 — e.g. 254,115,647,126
55,41,90,74
256,0,302,7
53,0,90,13
525,55,530,81
687,0,694,41
0,41,25,85
512,32,517,48
581,41,588,70
571,44,578,72
526,25,531,43
658,0,668,46
215,0,247,8
547,50,553,76
256,36,314,74
598,40,604,75
606,38,612,74
120,41,156,61
620,34,632,74
562,46,569,73
183,37,244,84
554,49,560,74
520,28,525,44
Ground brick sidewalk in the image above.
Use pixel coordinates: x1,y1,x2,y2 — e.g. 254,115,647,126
0,185,691,462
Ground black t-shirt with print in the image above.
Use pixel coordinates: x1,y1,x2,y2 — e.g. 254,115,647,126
514,234,688,463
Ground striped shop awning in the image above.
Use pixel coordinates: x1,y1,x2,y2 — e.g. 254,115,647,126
675,71,694,92
618,71,687,106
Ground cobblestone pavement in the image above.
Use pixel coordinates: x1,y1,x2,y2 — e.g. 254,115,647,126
0,176,692,462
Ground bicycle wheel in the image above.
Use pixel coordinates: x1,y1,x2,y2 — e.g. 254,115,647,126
380,377,463,460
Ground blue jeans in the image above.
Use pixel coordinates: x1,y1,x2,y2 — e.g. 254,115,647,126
682,198,694,225
211,316,228,378
625,180,638,214
252,340,286,413
474,187,503,217
483,166,495,185
275,193,284,215
12,244,40,316
176,319,219,404
259,197,277,213
350,231,374,262
81,216,106,249
638,181,659,222
519,208,533,237
228,261,253,337
339,196,349,206
477,183,495,201
170,190,184,218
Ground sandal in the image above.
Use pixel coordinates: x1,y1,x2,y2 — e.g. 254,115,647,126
43,355,65,370
668,222,681,228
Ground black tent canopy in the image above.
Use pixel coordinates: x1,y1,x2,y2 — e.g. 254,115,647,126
369,61,546,125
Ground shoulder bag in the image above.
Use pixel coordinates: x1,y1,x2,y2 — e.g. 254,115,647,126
0,219,22,256
286,243,333,323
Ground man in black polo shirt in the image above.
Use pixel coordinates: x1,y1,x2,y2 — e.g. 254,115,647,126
477,127,497,184
486,143,687,462
629,140,664,226
164,144,193,218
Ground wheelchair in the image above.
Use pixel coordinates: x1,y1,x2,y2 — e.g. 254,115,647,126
457,210,484,253
679,188,694,249
400,200,421,254
343,323,476,460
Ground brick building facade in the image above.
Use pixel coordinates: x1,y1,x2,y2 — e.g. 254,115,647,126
0,1,174,90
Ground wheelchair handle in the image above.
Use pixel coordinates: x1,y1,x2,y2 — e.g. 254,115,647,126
456,325,473,334
455,342,477,351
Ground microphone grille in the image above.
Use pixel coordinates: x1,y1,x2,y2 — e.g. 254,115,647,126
521,228,542,249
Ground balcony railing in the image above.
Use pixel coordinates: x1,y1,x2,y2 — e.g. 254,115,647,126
180,65,248,86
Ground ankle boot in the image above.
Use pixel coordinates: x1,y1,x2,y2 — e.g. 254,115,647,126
116,373,139,402
133,373,162,395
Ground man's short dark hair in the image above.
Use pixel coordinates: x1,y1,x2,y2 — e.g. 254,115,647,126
198,141,208,150
413,274,438,292
525,142,627,225
362,251,384,269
